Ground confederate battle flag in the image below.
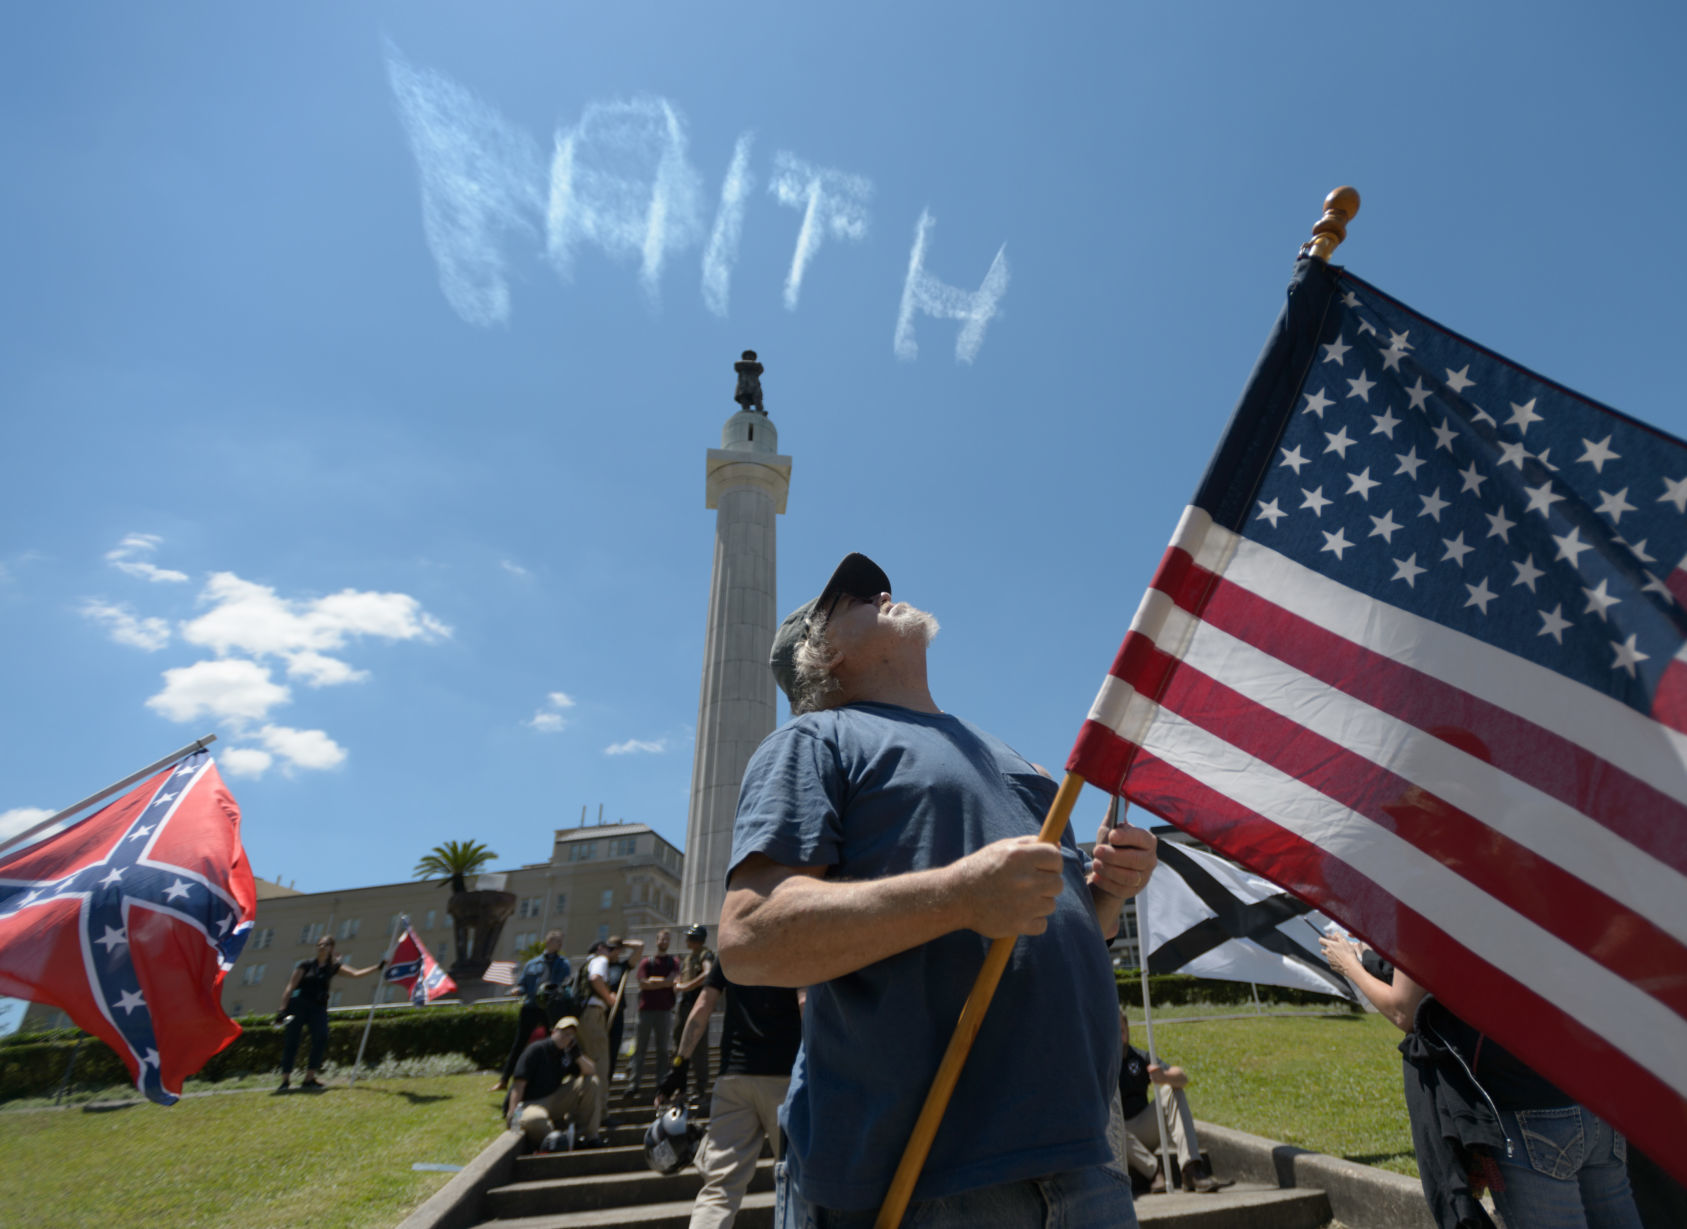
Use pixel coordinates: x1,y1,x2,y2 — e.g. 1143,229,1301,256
0,750,257,1104
383,916,455,1006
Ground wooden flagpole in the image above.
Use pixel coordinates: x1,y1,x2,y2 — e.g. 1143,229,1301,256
1301,186,1361,262
873,771,1087,1229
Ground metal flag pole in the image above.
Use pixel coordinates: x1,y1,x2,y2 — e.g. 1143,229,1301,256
1135,890,1177,1192
874,772,1087,1229
349,913,406,1088
0,734,218,858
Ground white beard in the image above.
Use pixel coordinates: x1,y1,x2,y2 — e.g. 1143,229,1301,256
886,602,940,645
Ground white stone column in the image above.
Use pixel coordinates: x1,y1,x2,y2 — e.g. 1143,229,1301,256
679,409,791,933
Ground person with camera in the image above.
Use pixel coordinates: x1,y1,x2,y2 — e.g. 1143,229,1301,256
508,1016,607,1150
493,929,573,1098
275,935,384,1091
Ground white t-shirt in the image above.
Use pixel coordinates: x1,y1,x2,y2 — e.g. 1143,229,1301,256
585,954,610,999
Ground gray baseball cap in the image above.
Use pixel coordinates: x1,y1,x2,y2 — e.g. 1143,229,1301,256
769,552,892,700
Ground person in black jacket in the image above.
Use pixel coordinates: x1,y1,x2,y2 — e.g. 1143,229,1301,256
275,935,383,1091
1323,935,1641,1229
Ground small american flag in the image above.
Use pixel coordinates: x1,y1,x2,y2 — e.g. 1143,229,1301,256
1069,256,1687,1178
483,961,517,985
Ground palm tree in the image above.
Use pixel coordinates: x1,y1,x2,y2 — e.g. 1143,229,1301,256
413,840,498,895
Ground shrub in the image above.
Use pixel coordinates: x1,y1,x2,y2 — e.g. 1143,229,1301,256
1116,971,1361,1013
0,1002,523,1102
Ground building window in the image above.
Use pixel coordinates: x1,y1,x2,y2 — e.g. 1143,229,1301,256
513,931,538,952
608,837,637,857
425,909,437,930
388,913,405,938
554,892,568,913
241,964,266,986
518,896,544,919
330,990,344,1008
595,923,609,943
299,922,325,945
569,842,597,862
231,1000,244,1017
599,889,614,910
252,927,274,950
338,918,360,941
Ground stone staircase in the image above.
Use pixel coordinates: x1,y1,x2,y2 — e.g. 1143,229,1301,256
419,1074,1363,1229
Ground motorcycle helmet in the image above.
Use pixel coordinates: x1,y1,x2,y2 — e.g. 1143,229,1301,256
642,1104,702,1174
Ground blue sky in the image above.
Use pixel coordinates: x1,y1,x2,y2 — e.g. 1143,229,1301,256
2,4,1683,1030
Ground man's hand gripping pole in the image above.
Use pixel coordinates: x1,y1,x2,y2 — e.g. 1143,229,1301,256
873,771,1087,1229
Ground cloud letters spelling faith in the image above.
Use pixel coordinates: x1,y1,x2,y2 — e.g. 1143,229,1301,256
387,44,1009,365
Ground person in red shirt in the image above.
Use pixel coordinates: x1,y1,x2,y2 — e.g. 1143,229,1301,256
628,928,680,1089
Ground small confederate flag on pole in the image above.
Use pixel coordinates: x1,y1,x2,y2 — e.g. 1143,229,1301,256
383,917,455,1006
1068,255,1687,1178
0,749,256,1104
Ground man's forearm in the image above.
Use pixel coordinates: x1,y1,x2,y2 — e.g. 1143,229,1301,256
676,986,721,1060
720,864,970,987
1090,883,1126,940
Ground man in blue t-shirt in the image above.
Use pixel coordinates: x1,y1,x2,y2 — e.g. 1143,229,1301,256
720,552,1159,1227
494,930,573,1097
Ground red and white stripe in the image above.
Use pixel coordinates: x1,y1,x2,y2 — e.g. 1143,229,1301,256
483,960,517,986
1068,505,1687,1172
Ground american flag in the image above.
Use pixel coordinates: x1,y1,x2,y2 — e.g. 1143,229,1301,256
0,751,256,1104
483,960,517,985
1069,257,1687,1178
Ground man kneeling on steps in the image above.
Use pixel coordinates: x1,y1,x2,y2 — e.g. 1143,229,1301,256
508,1017,608,1149
1117,1013,1233,1194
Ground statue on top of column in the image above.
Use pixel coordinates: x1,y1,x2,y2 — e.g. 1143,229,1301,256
733,350,765,415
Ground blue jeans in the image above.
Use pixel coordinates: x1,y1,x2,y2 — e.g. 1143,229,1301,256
280,1002,330,1074
774,1161,1137,1229
1489,1107,1641,1229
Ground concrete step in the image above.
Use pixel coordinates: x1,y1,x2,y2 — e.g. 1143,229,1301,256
485,1157,775,1221
513,1144,652,1180
1134,1183,1331,1228
482,1190,774,1229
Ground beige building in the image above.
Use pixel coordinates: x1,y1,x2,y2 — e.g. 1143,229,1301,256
21,821,683,1030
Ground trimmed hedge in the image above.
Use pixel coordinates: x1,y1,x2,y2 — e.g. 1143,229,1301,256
1117,971,1361,1012
0,1002,523,1102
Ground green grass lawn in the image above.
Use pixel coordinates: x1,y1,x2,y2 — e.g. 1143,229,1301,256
0,1071,505,1229
1129,1007,1419,1176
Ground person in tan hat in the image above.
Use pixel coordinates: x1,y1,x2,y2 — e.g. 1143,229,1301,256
720,552,1160,1228
508,1017,606,1149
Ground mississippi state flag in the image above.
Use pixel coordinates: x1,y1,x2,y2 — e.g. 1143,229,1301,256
1069,256,1687,1180
383,918,455,1006
0,750,256,1104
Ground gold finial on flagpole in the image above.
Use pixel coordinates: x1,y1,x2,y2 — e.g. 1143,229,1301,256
1302,186,1361,261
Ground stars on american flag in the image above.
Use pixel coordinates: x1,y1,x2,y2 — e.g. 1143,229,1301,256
1245,277,1687,705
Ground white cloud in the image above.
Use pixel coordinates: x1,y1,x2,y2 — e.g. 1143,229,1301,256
284,651,370,688
528,690,577,733
701,132,755,317
546,97,705,302
80,600,171,651
105,533,189,583
769,152,872,310
386,41,546,327
0,807,56,846
500,559,531,578
146,658,291,725
178,571,448,687
256,725,347,772
893,209,1010,365
605,738,667,756
219,747,274,779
